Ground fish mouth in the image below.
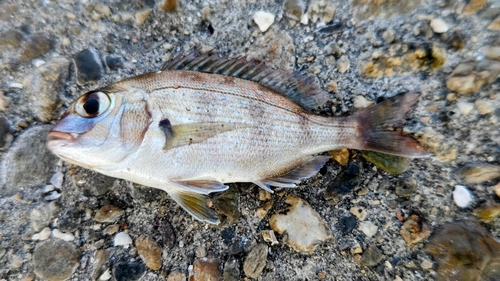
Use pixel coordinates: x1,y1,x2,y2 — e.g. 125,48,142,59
47,131,78,144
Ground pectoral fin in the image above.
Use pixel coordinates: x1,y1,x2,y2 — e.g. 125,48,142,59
256,155,331,190
169,190,220,224
159,119,246,150
171,179,229,194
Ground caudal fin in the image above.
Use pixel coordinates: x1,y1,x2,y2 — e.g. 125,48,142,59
351,92,430,158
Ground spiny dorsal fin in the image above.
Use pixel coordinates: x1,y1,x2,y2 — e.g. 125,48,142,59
161,49,329,110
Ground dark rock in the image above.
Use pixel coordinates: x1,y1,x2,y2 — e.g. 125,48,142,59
33,238,80,281
213,186,240,225
325,164,360,198
105,54,124,71
0,116,10,148
243,243,268,279
1,126,58,197
154,218,176,249
58,209,82,233
19,33,54,62
223,259,240,281
337,215,357,234
360,245,384,267
113,260,147,281
221,226,235,245
74,47,104,85
426,220,500,281
395,176,417,198
192,258,221,281
0,29,24,48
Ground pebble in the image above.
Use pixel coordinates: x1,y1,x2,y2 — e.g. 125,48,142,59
473,204,500,223
114,232,133,248
456,101,474,115
191,258,221,281
325,164,360,197
50,171,64,189
167,270,186,281
103,224,120,235
353,95,372,109
243,243,268,279
400,214,431,246
395,176,417,198
99,269,112,280
350,207,367,221
336,55,350,73
57,209,82,233
338,215,357,234
135,8,152,25
155,219,176,249
74,47,104,85
94,4,111,16
94,205,124,223
464,0,487,14
223,259,240,281
261,230,279,245
253,11,275,32
19,33,54,62
420,259,434,270
359,221,378,238
113,261,146,281
270,196,332,253
446,60,500,94
0,126,58,197
430,18,449,33
213,186,240,224
488,16,500,31
104,54,124,71
32,227,51,240
52,229,75,242
158,0,178,12
45,190,62,201
325,81,338,92
483,46,500,61
328,148,349,166
23,57,69,122
284,0,305,21
0,29,24,48
136,235,162,270
360,245,384,267
256,201,273,218
30,204,52,232
475,99,495,115
382,28,396,43
458,163,500,184
453,185,473,208
33,238,80,281
425,220,500,280
10,254,24,269
362,151,410,175
195,246,207,258
91,249,114,280
494,182,500,198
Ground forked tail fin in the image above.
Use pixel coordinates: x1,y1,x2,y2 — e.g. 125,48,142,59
351,92,430,158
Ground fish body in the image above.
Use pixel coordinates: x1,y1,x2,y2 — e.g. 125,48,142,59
47,50,429,223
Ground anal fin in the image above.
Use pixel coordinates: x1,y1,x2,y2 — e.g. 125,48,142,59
257,155,331,190
169,190,220,224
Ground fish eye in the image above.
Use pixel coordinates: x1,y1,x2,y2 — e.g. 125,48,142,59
75,91,111,118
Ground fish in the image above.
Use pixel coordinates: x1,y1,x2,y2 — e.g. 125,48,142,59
47,49,430,224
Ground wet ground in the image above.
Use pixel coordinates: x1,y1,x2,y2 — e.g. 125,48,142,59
1,0,500,280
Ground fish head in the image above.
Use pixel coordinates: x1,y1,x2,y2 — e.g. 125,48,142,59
47,89,150,169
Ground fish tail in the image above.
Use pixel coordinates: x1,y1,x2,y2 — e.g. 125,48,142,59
350,92,430,158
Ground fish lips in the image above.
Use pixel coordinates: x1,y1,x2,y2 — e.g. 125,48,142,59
47,113,97,147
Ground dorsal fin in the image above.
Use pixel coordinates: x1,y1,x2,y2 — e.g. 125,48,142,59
161,49,330,110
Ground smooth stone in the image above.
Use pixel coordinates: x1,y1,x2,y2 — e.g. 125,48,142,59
360,245,384,267
32,227,51,240
337,215,357,234
191,258,221,281
362,151,410,175
104,54,124,71
0,29,24,48
23,57,70,122
353,95,372,109
400,214,431,246
395,176,417,198
456,101,474,115
270,195,332,253
430,18,449,33
33,238,80,281
284,0,305,21
136,235,162,270
19,33,54,62
74,47,104,85
103,224,120,235
158,0,178,12
382,28,396,43
253,11,275,32
113,261,146,281
243,243,268,279
473,204,500,223
359,221,378,238
0,125,58,197
453,185,473,208
94,205,124,223
458,163,500,184
114,232,132,248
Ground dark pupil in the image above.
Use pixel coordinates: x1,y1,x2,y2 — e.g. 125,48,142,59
83,98,99,115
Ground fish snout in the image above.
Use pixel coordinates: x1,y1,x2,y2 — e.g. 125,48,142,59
47,131,78,144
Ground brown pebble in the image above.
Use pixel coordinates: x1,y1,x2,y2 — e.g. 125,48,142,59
94,205,124,223
159,0,177,11
192,258,221,281
136,235,162,270
463,0,487,14
494,182,500,198
325,81,338,92
328,148,349,166
474,204,500,223
243,243,268,279
167,270,186,281
400,214,431,246
458,163,500,184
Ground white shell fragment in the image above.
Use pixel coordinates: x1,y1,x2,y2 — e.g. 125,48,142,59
114,232,133,248
32,227,51,240
359,221,378,238
52,229,75,242
50,171,64,189
430,18,449,33
253,11,275,32
453,185,472,208
45,191,61,201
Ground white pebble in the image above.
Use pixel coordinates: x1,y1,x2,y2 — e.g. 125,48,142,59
50,171,64,189
8,82,23,89
32,59,46,68
359,221,378,238
32,227,51,240
114,232,132,248
353,96,372,109
52,229,75,241
456,101,474,116
99,269,112,280
300,14,309,25
45,191,61,201
453,185,472,208
253,11,275,32
430,18,449,33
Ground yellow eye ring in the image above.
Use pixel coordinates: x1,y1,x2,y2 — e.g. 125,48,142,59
75,91,111,118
